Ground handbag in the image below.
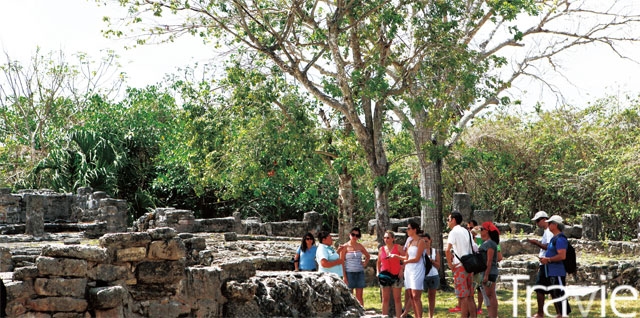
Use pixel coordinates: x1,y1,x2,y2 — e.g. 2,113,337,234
378,270,399,286
455,231,487,274
424,249,433,274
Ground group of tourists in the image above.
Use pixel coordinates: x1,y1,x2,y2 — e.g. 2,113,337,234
292,210,573,318
293,227,371,306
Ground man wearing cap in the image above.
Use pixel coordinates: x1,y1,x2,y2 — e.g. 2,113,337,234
526,211,554,318
539,215,571,318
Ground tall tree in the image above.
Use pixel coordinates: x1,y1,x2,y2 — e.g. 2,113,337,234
0,49,124,188
104,0,640,246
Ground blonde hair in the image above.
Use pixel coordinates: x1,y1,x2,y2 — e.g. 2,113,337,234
385,230,395,238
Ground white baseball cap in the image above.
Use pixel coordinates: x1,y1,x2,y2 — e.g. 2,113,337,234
531,211,549,221
545,215,564,225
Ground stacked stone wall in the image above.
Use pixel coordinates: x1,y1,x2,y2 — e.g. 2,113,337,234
0,188,127,236
2,228,363,317
135,208,323,238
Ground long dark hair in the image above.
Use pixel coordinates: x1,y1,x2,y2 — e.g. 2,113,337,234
300,232,315,252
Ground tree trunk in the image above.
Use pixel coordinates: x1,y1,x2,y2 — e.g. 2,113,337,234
374,181,391,245
412,122,446,285
419,159,443,251
337,173,354,244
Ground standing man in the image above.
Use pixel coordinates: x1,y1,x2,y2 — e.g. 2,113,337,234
445,211,478,317
316,231,345,279
527,211,553,318
539,215,572,318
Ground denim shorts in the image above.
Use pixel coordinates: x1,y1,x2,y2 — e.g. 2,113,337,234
346,271,365,289
424,275,440,290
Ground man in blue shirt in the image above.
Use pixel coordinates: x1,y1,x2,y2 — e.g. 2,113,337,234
539,215,571,317
316,231,345,278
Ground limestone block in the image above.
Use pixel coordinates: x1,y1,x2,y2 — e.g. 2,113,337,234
0,193,21,223
182,237,206,251
147,300,190,317
219,259,256,281
89,286,128,309
509,221,534,234
222,280,257,301
34,278,87,297
36,256,87,277
95,306,125,318
0,247,12,271
452,193,472,222
116,247,148,262
41,244,108,262
473,210,493,224
5,280,34,302
99,232,152,249
24,194,45,237
28,297,88,312
148,238,186,261
147,227,178,240
196,217,235,233
87,264,131,282
582,214,602,240
136,260,185,284
192,299,223,318
12,266,38,281
181,267,225,304
223,232,237,241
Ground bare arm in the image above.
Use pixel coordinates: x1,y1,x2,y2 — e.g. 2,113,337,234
404,240,426,264
359,243,371,267
483,247,495,283
445,243,455,269
431,249,441,268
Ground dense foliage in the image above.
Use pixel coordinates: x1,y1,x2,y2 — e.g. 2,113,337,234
2,51,640,239
447,99,640,240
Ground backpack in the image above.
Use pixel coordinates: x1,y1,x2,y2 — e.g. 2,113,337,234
552,233,577,274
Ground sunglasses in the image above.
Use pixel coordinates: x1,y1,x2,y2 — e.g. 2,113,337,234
305,237,313,241
350,232,361,238
383,236,393,240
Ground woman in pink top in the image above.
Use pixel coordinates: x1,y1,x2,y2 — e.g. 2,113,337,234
377,230,404,318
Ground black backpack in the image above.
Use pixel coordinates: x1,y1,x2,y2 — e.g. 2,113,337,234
552,233,577,274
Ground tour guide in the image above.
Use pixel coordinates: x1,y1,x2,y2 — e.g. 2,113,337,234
538,215,571,318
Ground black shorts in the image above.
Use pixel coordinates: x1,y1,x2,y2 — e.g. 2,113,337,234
535,265,552,293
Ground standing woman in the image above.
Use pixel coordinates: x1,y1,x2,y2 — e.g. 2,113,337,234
393,220,426,318
294,233,317,271
479,221,500,318
422,233,440,318
341,227,371,306
377,230,404,317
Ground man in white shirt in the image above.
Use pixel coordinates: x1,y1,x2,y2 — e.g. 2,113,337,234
445,211,477,317
526,211,554,318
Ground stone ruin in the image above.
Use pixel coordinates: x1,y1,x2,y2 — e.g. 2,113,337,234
0,187,127,238
1,228,364,317
1,189,639,316
0,188,368,317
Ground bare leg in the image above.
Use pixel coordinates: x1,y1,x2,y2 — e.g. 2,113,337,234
393,287,403,318
411,289,423,318
355,288,364,306
427,288,436,318
381,287,391,316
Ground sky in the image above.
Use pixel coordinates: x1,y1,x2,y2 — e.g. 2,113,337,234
1,0,640,112
0,0,213,89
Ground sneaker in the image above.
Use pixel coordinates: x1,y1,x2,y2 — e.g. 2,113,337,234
448,307,461,313
477,309,483,314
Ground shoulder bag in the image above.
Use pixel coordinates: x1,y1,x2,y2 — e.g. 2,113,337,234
455,231,487,274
